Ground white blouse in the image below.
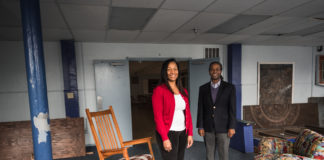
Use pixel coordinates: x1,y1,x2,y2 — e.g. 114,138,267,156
169,94,186,131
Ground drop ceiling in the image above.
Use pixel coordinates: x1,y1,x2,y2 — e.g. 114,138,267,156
0,0,323,46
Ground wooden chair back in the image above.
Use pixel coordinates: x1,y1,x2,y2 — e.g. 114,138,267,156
86,106,124,152
86,106,154,160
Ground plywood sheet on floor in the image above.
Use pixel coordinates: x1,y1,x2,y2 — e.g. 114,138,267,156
0,118,85,160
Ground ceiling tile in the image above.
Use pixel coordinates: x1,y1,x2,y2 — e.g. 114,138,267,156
240,35,276,44
57,0,110,5
163,33,197,43
144,9,197,32
207,15,270,34
306,31,324,38
244,0,312,15
191,33,228,43
112,0,163,8
1,0,321,46
0,27,22,41
161,0,214,11
0,0,21,27
260,37,316,46
73,30,106,42
288,23,324,36
280,0,324,17
217,34,251,44
205,0,265,14
313,12,324,19
40,3,67,29
301,37,324,46
263,18,324,35
176,12,236,33
237,16,299,34
60,4,109,30
261,35,302,45
136,32,169,42
109,7,156,30
42,29,73,41
106,30,140,42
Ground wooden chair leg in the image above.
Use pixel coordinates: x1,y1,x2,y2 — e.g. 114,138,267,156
123,148,130,160
147,141,155,160
98,152,105,160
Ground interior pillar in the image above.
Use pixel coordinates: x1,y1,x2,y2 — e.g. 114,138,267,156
20,0,53,159
227,43,242,120
61,40,80,118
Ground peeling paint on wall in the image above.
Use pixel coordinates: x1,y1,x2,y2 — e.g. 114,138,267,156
33,112,50,144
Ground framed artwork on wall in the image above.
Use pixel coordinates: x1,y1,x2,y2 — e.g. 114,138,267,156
316,55,324,86
258,62,294,105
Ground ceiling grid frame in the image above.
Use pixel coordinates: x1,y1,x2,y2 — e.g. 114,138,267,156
0,0,322,45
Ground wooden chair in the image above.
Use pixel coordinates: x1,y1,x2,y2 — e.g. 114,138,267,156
86,106,154,160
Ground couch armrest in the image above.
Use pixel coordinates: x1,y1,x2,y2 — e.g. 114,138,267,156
258,137,293,155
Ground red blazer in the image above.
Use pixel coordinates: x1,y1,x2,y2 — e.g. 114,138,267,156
152,84,193,141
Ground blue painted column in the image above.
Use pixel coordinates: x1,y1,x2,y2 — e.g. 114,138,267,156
227,44,242,120
228,44,253,153
61,40,80,117
20,0,53,159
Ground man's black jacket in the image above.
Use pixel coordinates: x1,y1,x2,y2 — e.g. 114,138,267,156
196,80,236,133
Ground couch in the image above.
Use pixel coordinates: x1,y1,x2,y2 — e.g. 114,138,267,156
254,129,324,160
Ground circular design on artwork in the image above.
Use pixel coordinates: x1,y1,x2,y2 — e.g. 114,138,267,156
250,104,300,128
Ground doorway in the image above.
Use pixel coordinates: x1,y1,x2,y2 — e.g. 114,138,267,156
129,60,188,142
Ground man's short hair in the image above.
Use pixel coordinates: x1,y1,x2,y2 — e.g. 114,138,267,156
209,61,223,71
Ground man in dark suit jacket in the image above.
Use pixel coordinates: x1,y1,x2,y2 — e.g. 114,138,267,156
197,61,236,160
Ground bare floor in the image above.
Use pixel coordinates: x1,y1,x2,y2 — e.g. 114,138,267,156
58,142,255,160
62,103,255,160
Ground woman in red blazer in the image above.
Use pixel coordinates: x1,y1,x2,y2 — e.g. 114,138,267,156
152,58,193,160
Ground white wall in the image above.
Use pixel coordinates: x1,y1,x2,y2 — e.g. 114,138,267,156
0,41,65,122
241,45,323,109
1,41,322,145
75,42,225,145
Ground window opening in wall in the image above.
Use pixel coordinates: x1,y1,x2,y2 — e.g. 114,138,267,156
320,56,324,84
316,55,324,85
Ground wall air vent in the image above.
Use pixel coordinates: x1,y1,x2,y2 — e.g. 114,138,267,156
205,48,219,59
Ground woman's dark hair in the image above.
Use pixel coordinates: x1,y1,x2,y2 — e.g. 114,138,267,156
159,58,187,97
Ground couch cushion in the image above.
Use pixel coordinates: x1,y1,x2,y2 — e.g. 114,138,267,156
255,153,316,160
254,153,276,160
274,153,315,160
293,129,324,159
258,137,293,155
119,154,153,160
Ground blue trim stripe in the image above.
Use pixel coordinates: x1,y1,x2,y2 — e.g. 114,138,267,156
227,44,242,120
61,40,80,118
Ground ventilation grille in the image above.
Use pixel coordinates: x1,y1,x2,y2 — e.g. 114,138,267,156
205,48,219,59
